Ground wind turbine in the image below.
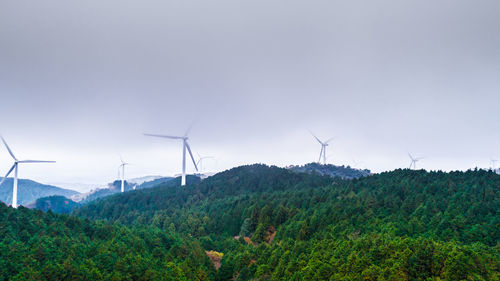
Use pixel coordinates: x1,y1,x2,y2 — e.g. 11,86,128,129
118,157,129,193
196,153,214,172
144,129,198,186
490,158,498,171
0,136,55,208
310,131,334,165
408,153,424,169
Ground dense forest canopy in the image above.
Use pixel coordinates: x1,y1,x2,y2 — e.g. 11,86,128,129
71,165,500,280
0,203,215,280
0,164,498,280
34,195,80,214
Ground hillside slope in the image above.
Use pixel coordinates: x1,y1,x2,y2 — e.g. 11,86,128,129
73,165,500,280
0,203,214,280
73,165,332,228
0,178,78,206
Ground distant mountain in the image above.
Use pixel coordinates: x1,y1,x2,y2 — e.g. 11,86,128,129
0,178,79,206
288,162,371,179
47,182,107,193
33,175,199,213
127,175,163,185
135,177,174,189
73,175,200,204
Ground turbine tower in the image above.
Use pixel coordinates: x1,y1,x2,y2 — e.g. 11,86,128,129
0,136,55,208
144,129,198,186
310,131,333,165
408,153,424,169
118,157,129,193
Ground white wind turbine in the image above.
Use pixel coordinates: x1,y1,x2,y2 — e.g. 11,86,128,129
196,153,214,172
118,157,129,193
310,131,334,165
408,153,424,169
144,129,198,186
490,158,498,172
0,136,55,208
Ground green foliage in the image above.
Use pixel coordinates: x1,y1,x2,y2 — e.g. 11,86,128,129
3,165,500,280
0,203,214,280
35,195,80,214
73,165,499,280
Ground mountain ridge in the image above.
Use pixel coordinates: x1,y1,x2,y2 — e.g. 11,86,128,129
0,178,79,206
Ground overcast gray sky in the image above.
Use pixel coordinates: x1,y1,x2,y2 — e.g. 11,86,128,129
1,0,499,191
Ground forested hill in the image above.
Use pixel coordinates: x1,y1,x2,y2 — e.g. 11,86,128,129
73,166,500,245
73,164,333,223
33,195,80,214
0,203,215,280
71,165,499,279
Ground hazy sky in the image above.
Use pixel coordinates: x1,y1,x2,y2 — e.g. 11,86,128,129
1,0,499,191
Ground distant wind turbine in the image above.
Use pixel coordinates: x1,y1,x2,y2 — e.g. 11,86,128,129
310,131,334,165
408,153,424,169
118,157,129,193
196,153,214,172
490,158,498,171
144,128,198,186
0,136,55,208
350,158,366,170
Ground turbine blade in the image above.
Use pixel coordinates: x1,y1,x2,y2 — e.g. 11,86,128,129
0,164,16,186
18,160,56,163
308,130,324,145
325,137,335,144
185,142,198,171
408,153,414,161
318,146,324,163
184,123,194,137
143,133,184,140
1,136,17,161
